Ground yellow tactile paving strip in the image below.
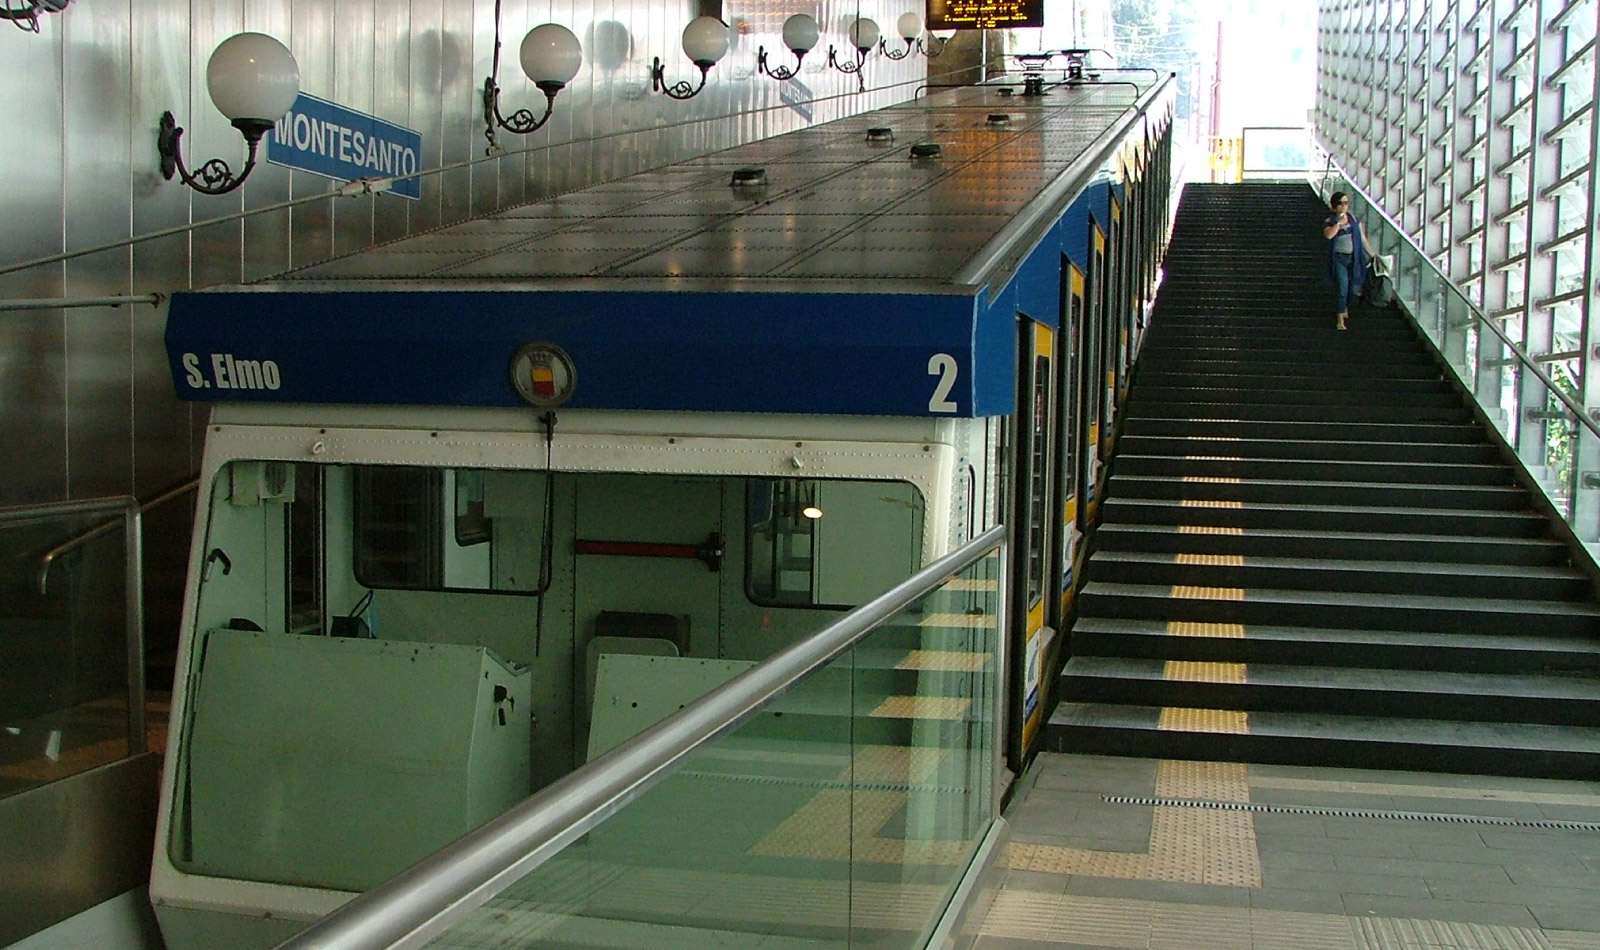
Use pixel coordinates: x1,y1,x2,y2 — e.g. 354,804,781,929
1167,621,1247,638
1158,707,1250,734
940,577,999,592
894,649,990,672
1177,553,1246,565
1006,761,1262,887
916,611,998,629
1172,585,1245,600
850,744,948,784
868,695,971,721
1164,660,1247,684
1183,475,1244,483
1181,498,1245,508
746,786,972,866
1184,455,1246,461
1181,525,1245,535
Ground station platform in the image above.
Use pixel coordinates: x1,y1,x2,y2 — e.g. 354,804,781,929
977,754,1600,949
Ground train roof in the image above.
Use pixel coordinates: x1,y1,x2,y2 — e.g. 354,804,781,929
167,79,1175,418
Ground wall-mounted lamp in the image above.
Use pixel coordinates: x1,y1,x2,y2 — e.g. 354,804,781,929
921,30,953,58
828,17,879,90
757,13,818,81
482,23,583,150
652,16,729,99
157,33,300,196
880,13,921,60
1,0,68,33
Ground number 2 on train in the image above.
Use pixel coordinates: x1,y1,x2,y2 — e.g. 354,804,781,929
928,353,958,413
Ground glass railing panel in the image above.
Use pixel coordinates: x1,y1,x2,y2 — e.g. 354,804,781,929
412,551,1003,950
847,549,1001,950
0,502,145,799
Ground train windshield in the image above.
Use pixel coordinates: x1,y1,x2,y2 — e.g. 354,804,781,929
168,460,925,892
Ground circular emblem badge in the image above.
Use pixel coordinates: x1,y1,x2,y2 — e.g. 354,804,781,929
509,342,577,408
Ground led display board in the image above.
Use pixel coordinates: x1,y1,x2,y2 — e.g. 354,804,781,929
927,0,1044,30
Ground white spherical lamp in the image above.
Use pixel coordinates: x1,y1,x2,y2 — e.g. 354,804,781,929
782,13,820,54
897,12,923,42
206,32,300,128
682,16,730,67
849,17,880,52
520,23,583,91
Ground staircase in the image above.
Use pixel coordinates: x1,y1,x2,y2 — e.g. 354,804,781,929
1048,182,1600,778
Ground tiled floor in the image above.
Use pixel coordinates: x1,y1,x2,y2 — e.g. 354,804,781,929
975,754,1600,950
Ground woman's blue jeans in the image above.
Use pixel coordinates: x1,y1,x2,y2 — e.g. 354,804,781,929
1332,251,1361,313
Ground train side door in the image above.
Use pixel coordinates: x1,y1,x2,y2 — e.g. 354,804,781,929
1055,262,1087,627
1009,317,1057,764
1079,224,1107,527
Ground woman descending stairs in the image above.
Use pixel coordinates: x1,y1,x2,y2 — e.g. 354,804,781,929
1048,182,1600,778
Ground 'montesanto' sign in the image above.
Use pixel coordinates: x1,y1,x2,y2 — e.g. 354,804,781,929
267,93,423,200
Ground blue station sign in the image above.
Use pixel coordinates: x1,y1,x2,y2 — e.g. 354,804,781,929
164,288,1014,418
267,93,422,200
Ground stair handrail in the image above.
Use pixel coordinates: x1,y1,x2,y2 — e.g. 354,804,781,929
1315,150,1600,445
37,477,198,595
0,494,146,756
272,524,1008,950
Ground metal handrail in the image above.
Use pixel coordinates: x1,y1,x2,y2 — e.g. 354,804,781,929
954,72,1176,286
1315,148,1600,443
38,477,198,595
274,523,1007,950
0,495,146,756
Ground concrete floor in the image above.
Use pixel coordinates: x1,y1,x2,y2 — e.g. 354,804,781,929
974,754,1600,950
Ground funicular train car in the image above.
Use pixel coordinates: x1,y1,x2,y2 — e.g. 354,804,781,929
148,75,1175,949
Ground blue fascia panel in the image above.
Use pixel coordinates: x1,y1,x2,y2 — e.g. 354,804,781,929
165,288,1012,418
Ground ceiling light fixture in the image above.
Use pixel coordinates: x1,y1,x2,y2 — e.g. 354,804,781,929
652,16,730,99
1,0,69,33
880,13,922,61
157,33,300,196
757,13,819,81
482,21,583,153
828,17,879,91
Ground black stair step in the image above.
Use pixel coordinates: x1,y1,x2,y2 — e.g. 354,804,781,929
1091,522,1569,566
1118,419,1485,445
1128,386,1459,407
1126,402,1472,425
1083,550,1590,601
1066,617,1600,673
1138,348,1435,368
1045,702,1600,778
1096,499,1545,538
1075,581,1600,637
1111,455,1512,485
1113,435,1497,464
1105,474,1530,511
1059,656,1600,726
1136,369,1445,388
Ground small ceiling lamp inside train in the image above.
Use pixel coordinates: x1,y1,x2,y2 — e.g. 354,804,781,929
880,13,922,61
1,0,68,33
482,23,583,152
828,18,879,91
652,16,730,99
757,13,819,81
157,33,300,196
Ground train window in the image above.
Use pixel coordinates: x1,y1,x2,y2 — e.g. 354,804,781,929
1027,355,1050,608
352,465,547,595
286,465,324,636
746,478,925,608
